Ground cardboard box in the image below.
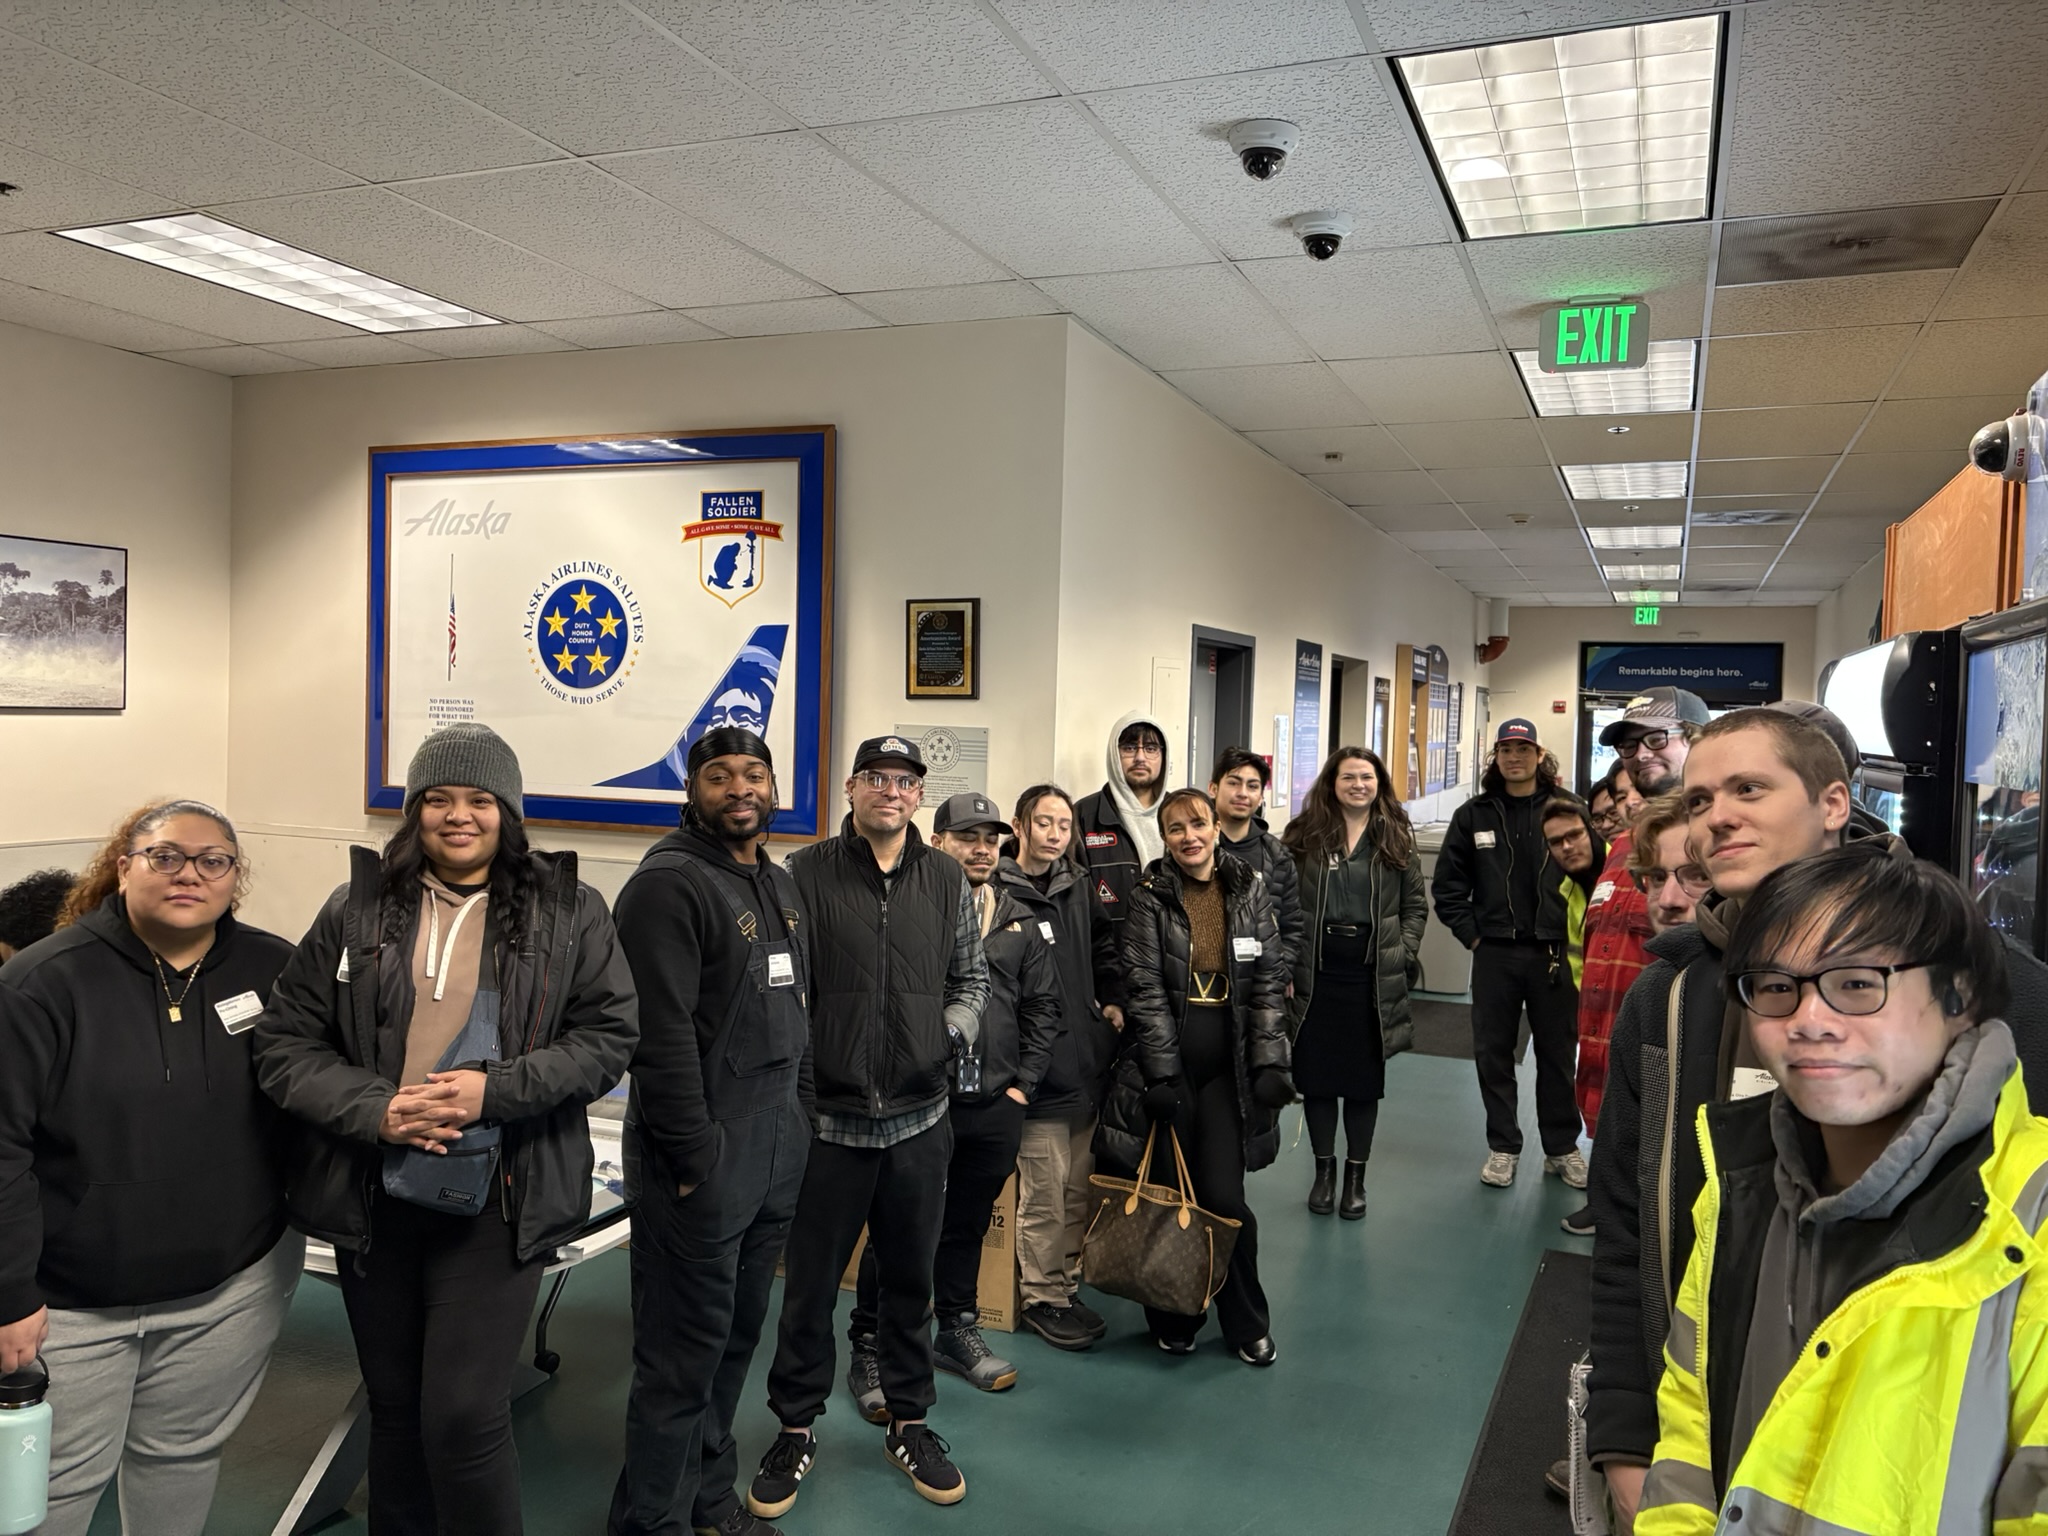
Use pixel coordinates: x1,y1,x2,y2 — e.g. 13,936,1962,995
835,1173,1022,1333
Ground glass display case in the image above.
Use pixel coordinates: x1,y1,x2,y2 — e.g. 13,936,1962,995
1961,623,2046,949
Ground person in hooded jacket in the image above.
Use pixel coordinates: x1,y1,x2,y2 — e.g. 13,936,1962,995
1074,713,1171,938
0,866,72,961
995,784,1126,1353
1097,787,1292,1365
253,724,639,1536
0,800,301,1536
1210,747,1304,976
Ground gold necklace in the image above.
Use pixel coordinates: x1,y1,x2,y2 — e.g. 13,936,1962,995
151,951,205,1023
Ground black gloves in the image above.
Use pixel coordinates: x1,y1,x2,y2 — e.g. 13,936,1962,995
1143,1081,1186,1123
1252,1069,1295,1110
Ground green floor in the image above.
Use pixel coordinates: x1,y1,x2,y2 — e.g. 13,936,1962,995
99,1051,1587,1535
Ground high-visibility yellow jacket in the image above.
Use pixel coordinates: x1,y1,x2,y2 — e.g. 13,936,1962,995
1639,1065,2048,1535
1559,871,1588,989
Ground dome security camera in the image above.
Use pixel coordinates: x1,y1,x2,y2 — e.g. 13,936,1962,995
1289,210,1353,261
1971,410,2047,483
1227,119,1300,181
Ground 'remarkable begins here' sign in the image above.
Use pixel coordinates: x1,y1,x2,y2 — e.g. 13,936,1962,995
1538,298,1650,373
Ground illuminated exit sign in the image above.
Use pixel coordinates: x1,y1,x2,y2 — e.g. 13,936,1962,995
1634,605,1661,626
1539,299,1650,373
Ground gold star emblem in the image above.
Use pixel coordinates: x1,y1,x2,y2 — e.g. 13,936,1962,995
585,646,612,676
570,585,596,613
552,647,577,675
544,609,567,636
596,609,622,638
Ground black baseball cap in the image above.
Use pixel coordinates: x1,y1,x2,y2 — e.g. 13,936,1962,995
1599,686,1710,746
933,792,1005,835
852,733,926,776
1496,718,1542,747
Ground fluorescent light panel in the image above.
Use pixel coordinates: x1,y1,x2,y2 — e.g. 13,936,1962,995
1397,15,1721,238
1513,339,1696,414
1603,563,1680,581
1563,459,1689,499
56,213,499,333
1613,588,1678,603
1587,525,1683,548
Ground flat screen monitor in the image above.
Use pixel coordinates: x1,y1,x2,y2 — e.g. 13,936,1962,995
1964,636,2046,944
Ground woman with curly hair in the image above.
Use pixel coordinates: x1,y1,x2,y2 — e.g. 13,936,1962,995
0,799,300,1536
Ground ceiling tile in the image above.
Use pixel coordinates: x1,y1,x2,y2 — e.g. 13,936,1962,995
844,281,1060,326
1436,465,1564,502
220,186,654,321
1467,222,1710,347
1489,526,1590,554
1711,271,1950,335
1697,404,1867,459
0,274,225,351
398,323,580,358
264,334,440,367
681,296,881,336
1701,325,1917,408
1461,503,1576,530
0,141,175,234
1240,243,1494,359
1388,418,1548,470
1692,457,1835,497
1307,468,1447,505
1725,0,2048,217
1581,498,1685,523
1395,529,1497,552
1940,193,2048,321
1822,450,1968,500
1786,516,1890,544
1358,0,1702,51
1862,394,2020,453
1038,265,1309,370
643,0,1048,124
529,312,727,348
1808,488,1927,520
1357,503,1474,533
1750,589,1835,605
598,135,1009,295
1243,424,1413,474
1084,58,1448,262
1688,525,1788,549
1161,362,1372,429
0,35,353,204
1327,352,1529,423
825,99,1209,277
0,228,356,343
1889,317,2048,400
151,343,310,374
292,0,785,154
398,161,821,308
1537,414,1695,463
0,0,558,181
993,0,1364,92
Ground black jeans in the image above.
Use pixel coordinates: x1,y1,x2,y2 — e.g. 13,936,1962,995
609,1099,810,1536
766,1115,953,1426
336,1192,546,1536
1145,1068,1268,1349
853,1093,1025,1330
1470,938,1582,1156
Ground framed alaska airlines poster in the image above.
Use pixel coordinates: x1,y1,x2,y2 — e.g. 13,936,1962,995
366,427,834,836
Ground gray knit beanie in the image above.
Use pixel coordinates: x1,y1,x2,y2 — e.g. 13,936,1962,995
404,723,524,818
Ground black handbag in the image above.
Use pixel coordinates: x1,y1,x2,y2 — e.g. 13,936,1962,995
381,989,503,1217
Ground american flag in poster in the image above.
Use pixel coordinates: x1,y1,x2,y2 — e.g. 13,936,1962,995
447,555,457,679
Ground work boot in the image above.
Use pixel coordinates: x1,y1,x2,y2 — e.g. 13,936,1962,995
1068,1295,1108,1339
1018,1300,1093,1351
846,1333,886,1425
1307,1155,1337,1215
1339,1161,1368,1221
934,1312,1017,1392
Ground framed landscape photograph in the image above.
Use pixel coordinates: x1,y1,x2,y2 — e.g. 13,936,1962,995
0,533,128,710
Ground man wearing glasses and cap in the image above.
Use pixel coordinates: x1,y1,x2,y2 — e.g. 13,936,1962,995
750,736,989,1519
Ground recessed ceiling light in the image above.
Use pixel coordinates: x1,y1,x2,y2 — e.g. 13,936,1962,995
1613,588,1678,603
56,213,499,333
1513,339,1697,415
1396,15,1722,239
1563,460,1688,499
1690,507,1796,527
1603,563,1680,582
1588,525,1683,548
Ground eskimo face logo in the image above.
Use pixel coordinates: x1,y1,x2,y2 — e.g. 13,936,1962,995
685,490,783,608
524,561,645,706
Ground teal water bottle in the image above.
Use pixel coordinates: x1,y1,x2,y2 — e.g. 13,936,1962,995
0,1359,51,1535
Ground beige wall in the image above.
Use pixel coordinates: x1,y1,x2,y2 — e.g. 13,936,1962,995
228,318,1070,938
0,320,232,885
1053,326,1486,825
1489,603,1821,790
1814,552,1887,681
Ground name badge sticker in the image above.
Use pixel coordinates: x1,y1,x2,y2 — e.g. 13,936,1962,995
1038,921,1056,943
1591,881,1615,906
1475,831,1497,849
1233,936,1262,961
1730,1067,1777,1102
767,952,796,988
336,949,351,982
215,991,265,1035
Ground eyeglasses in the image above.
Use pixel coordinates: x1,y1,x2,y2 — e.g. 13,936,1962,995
1631,866,1711,896
855,770,922,794
1118,739,1164,758
1615,729,1673,758
1545,829,1589,853
130,845,238,880
1732,961,1935,1019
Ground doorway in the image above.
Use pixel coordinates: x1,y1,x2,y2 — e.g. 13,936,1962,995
1329,654,1371,763
1189,625,1257,786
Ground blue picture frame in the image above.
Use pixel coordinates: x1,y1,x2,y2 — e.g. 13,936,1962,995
366,427,835,836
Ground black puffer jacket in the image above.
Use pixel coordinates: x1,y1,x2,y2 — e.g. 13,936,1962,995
1096,854,1290,1173
1219,817,1305,975
994,856,1125,1115
252,847,639,1263
965,883,1060,1104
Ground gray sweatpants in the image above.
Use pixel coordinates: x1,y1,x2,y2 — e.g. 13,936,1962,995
35,1231,303,1536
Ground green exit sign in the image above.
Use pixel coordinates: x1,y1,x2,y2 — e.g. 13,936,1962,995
1634,605,1662,626
1539,299,1650,373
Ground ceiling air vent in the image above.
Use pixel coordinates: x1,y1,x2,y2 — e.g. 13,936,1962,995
1691,508,1796,527
1685,582,1753,592
1717,200,1996,286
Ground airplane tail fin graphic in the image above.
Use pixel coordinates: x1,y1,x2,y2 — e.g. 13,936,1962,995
598,624,789,791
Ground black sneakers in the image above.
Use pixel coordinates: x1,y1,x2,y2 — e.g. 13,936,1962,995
885,1421,966,1505
1560,1204,1595,1237
846,1333,887,1424
694,1507,781,1536
745,1431,816,1521
1067,1296,1109,1340
1018,1300,1093,1351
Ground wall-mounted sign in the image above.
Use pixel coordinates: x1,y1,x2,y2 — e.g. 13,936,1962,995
1539,298,1650,373
1581,641,1784,705
1290,642,1322,815
1634,605,1662,626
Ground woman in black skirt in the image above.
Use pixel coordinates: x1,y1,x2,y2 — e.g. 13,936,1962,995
1282,748,1426,1220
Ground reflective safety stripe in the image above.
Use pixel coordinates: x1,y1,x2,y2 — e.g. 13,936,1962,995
1720,1487,1876,1535
1994,1443,2048,1523
1641,1457,1717,1516
1668,1303,1699,1378
1942,1279,2022,1531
